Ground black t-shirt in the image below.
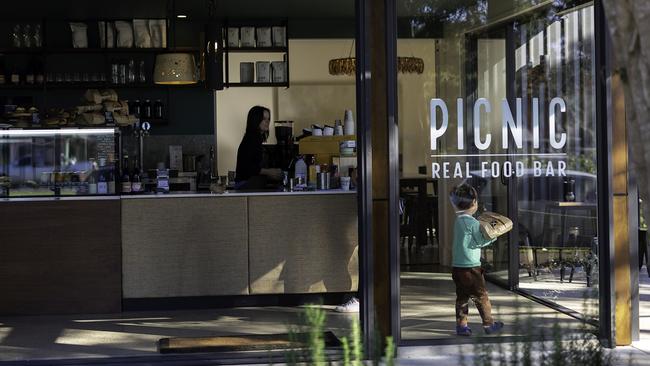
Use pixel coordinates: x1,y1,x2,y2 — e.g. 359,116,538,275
235,133,263,182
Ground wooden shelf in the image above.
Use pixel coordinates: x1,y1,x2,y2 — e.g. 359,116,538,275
225,82,289,88
0,47,201,55
0,48,44,54
224,47,288,53
0,82,204,90
0,84,43,90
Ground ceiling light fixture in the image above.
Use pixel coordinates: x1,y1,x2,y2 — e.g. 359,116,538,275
176,15,188,19
328,41,424,76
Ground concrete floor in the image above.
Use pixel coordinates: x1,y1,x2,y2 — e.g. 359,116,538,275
0,306,357,362
400,271,587,340
0,272,592,363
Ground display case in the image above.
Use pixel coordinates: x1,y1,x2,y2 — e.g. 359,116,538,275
0,128,118,197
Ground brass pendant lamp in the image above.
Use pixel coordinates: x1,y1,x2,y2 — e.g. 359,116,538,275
329,41,424,76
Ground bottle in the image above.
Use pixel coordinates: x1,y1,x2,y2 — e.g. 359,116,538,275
0,56,6,85
127,59,136,83
131,168,142,193
10,64,20,85
154,99,163,119
121,155,132,193
25,59,35,85
107,163,116,194
97,169,108,194
138,60,146,83
308,156,320,187
132,99,141,117
294,156,307,182
119,61,127,84
142,99,152,119
34,59,44,84
88,169,97,194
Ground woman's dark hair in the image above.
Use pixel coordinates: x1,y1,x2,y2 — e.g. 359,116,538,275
245,106,270,142
450,183,478,210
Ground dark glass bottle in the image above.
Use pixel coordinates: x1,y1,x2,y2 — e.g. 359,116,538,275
25,59,35,85
154,99,163,119
10,64,20,85
142,99,152,119
121,155,131,193
132,99,141,117
0,56,6,85
35,59,44,84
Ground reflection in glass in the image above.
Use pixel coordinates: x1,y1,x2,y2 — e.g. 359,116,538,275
397,0,600,340
514,6,599,320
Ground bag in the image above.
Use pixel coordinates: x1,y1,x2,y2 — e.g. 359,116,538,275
477,211,513,240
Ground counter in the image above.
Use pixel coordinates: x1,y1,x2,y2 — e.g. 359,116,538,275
0,190,358,314
121,191,359,299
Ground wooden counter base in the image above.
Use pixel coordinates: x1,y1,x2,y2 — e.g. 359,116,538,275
0,200,121,314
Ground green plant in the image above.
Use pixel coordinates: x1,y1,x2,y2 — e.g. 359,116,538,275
305,306,327,366
282,305,396,366
383,336,395,366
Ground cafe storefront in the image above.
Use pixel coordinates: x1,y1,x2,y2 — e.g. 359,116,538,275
0,0,638,362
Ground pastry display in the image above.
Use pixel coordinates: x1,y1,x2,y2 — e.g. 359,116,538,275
2,88,139,128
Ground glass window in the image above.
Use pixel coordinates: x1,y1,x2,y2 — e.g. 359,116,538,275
397,0,599,340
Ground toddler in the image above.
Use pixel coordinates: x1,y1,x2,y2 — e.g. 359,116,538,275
450,183,504,336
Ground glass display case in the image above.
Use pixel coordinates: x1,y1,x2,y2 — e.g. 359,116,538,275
0,128,118,197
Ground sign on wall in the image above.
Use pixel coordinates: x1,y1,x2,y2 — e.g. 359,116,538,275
430,97,568,179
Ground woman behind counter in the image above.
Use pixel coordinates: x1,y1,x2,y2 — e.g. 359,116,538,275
234,106,282,189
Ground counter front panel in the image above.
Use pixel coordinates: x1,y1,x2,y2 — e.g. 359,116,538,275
122,196,250,298
248,194,359,294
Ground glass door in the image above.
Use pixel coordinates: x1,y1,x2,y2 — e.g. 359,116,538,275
465,28,514,286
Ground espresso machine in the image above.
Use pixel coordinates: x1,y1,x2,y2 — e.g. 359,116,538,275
264,121,298,173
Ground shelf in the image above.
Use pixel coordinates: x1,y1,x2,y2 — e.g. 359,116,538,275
0,82,204,90
224,47,288,53
225,82,289,88
0,47,201,55
0,48,44,54
0,84,44,90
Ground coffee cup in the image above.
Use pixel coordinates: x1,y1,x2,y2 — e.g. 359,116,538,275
312,127,323,136
323,126,334,136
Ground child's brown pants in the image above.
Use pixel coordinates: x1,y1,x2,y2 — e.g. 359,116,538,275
452,266,494,327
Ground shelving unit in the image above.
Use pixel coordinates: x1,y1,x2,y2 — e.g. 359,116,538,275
222,19,289,88
0,18,205,129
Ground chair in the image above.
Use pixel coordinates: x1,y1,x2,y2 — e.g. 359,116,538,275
399,178,438,250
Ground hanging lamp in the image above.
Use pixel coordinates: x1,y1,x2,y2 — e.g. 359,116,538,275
329,40,424,75
153,53,198,85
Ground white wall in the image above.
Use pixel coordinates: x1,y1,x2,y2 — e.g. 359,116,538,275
216,39,355,174
397,39,437,177
216,38,436,176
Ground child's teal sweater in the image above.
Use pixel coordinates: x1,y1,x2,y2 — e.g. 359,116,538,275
452,213,496,268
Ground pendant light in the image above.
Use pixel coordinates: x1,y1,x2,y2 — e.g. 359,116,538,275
329,40,425,76
153,53,198,85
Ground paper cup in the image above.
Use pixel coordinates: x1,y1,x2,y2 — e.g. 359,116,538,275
340,176,351,191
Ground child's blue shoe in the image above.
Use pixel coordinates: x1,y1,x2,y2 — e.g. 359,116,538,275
483,321,504,334
456,325,472,336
